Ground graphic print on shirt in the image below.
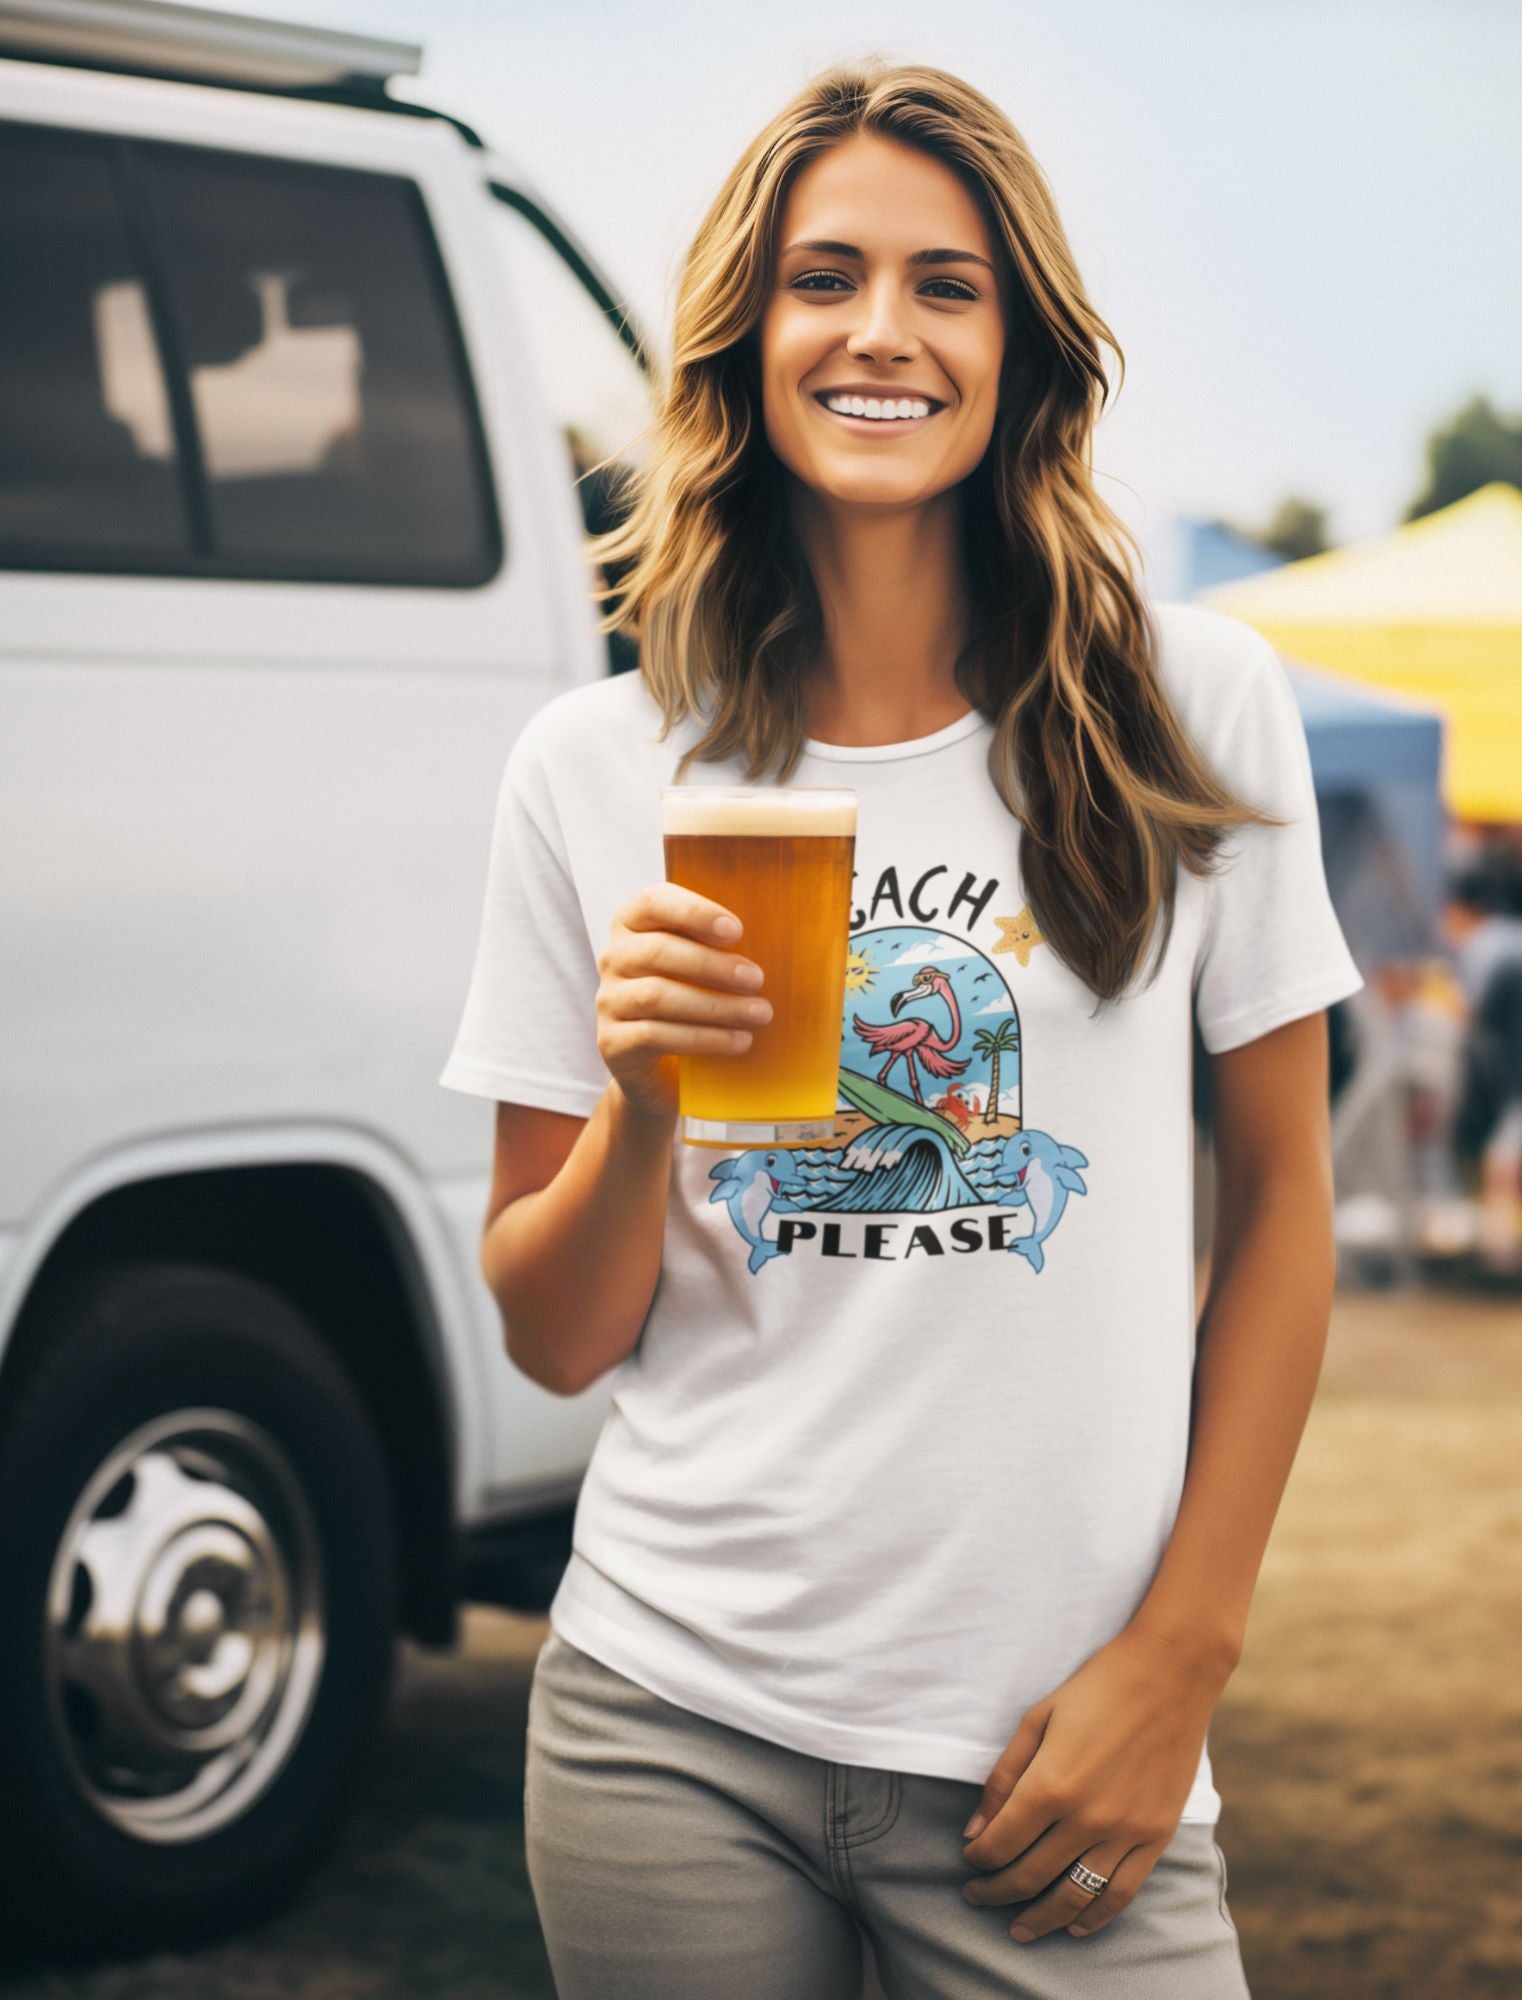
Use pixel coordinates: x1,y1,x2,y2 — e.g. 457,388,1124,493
707,882,1088,1277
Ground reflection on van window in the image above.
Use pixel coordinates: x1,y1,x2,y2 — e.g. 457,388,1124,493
192,272,361,479
0,130,188,564
145,145,499,585
95,280,175,460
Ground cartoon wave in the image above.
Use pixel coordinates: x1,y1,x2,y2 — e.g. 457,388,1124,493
792,1122,988,1213
959,1138,1028,1205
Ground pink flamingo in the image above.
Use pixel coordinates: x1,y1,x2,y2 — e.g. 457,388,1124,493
853,967,971,1107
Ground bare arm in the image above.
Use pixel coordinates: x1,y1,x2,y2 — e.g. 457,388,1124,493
480,1085,678,1396
478,881,767,1396
1127,1008,1338,1679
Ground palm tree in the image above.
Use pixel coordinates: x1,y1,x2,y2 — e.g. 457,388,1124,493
972,1020,1020,1127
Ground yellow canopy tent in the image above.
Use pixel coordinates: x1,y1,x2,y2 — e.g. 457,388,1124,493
1199,481,1522,825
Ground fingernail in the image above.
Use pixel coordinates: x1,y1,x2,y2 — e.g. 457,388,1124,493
715,916,742,938
1067,1923,1087,1936
962,1811,986,1839
1010,1925,1034,1942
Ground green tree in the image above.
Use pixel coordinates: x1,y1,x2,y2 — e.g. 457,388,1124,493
1405,393,1522,520
971,1020,1020,1127
1213,495,1330,562
1256,496,1330,561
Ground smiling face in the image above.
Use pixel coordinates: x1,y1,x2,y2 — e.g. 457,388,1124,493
758,131,1008,512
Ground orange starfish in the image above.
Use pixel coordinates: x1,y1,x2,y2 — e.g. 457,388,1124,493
993,904,1045,967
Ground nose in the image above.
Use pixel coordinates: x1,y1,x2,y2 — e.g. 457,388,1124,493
845,274,918,363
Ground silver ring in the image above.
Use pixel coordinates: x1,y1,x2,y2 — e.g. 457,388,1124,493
1067,1860,1110,1896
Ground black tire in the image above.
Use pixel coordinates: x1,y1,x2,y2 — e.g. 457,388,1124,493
0,1257,399,1960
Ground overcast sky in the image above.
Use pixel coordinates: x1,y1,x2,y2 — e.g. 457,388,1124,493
221,0,1519,596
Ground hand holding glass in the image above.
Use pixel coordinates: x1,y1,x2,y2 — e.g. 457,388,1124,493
591,880,777,1125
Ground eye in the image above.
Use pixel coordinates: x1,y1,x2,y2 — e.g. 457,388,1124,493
787,269,979,302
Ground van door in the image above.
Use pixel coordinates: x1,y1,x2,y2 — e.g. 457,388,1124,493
0,108,575,1520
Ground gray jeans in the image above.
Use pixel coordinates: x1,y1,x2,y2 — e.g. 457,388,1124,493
525,1625,1252,1999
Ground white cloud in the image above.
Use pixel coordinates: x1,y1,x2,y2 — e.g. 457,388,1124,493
892,938,969,967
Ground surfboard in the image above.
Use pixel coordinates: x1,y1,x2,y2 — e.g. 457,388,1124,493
836,1064,971,1161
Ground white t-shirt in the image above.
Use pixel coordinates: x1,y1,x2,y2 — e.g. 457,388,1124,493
440,600,1364,1825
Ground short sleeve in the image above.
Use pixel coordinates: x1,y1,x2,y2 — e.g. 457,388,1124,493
1192,647,1365,1054
438,735,608,1116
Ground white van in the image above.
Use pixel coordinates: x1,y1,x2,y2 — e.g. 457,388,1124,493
0,0,652,1954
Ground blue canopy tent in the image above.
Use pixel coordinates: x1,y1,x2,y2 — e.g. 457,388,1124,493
1287,659,1446,966
1177,516,1287,595
1252,665,1449,1283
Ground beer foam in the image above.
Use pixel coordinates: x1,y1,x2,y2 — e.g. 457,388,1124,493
660,788,857,836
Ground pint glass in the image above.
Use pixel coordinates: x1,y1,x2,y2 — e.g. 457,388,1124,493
660,786,858,1148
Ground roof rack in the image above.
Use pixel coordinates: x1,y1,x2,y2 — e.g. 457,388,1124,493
0,0,421,96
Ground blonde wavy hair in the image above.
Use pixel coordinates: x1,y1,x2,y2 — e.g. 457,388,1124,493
582,57,1283,1008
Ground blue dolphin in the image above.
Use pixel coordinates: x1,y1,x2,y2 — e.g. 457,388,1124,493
990,1127,1088,1274
708,1147,811,1274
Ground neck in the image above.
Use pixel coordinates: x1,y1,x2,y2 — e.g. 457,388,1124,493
790,484,976,744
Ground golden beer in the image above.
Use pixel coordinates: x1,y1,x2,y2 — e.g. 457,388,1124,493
660,787,858,1147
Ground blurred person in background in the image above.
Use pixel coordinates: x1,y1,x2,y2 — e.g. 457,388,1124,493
1446,848,1522,1276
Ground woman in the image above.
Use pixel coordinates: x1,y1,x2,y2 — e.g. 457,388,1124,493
440,59,1363,1999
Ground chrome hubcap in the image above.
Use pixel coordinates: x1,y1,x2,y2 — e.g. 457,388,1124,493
44,1409,327,1844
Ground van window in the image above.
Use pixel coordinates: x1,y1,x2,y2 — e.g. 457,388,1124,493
489,192,654,671
0,127,189,564
143,144,500,585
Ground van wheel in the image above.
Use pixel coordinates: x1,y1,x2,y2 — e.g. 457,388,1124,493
0,1257,398,1959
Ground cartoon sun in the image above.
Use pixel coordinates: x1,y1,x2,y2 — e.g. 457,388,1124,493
843,947,876,995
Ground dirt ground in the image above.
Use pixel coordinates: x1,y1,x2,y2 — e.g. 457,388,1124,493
1206,1273,1522,2000
1,1276,1518,1999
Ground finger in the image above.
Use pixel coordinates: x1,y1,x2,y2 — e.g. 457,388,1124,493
604,1016,754,1060
996,1832,1128,1944
1063,1839,1160,1938
604,970,772,1036
631,883,744,943
1003,1839,1136,1943
963,1815,1094,1907
608,925,765,998
962,1701,1052,1846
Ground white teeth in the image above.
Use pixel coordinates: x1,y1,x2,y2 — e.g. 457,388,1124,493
822,393,933,421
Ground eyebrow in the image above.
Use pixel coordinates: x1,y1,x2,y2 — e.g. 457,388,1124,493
781,238,997,275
